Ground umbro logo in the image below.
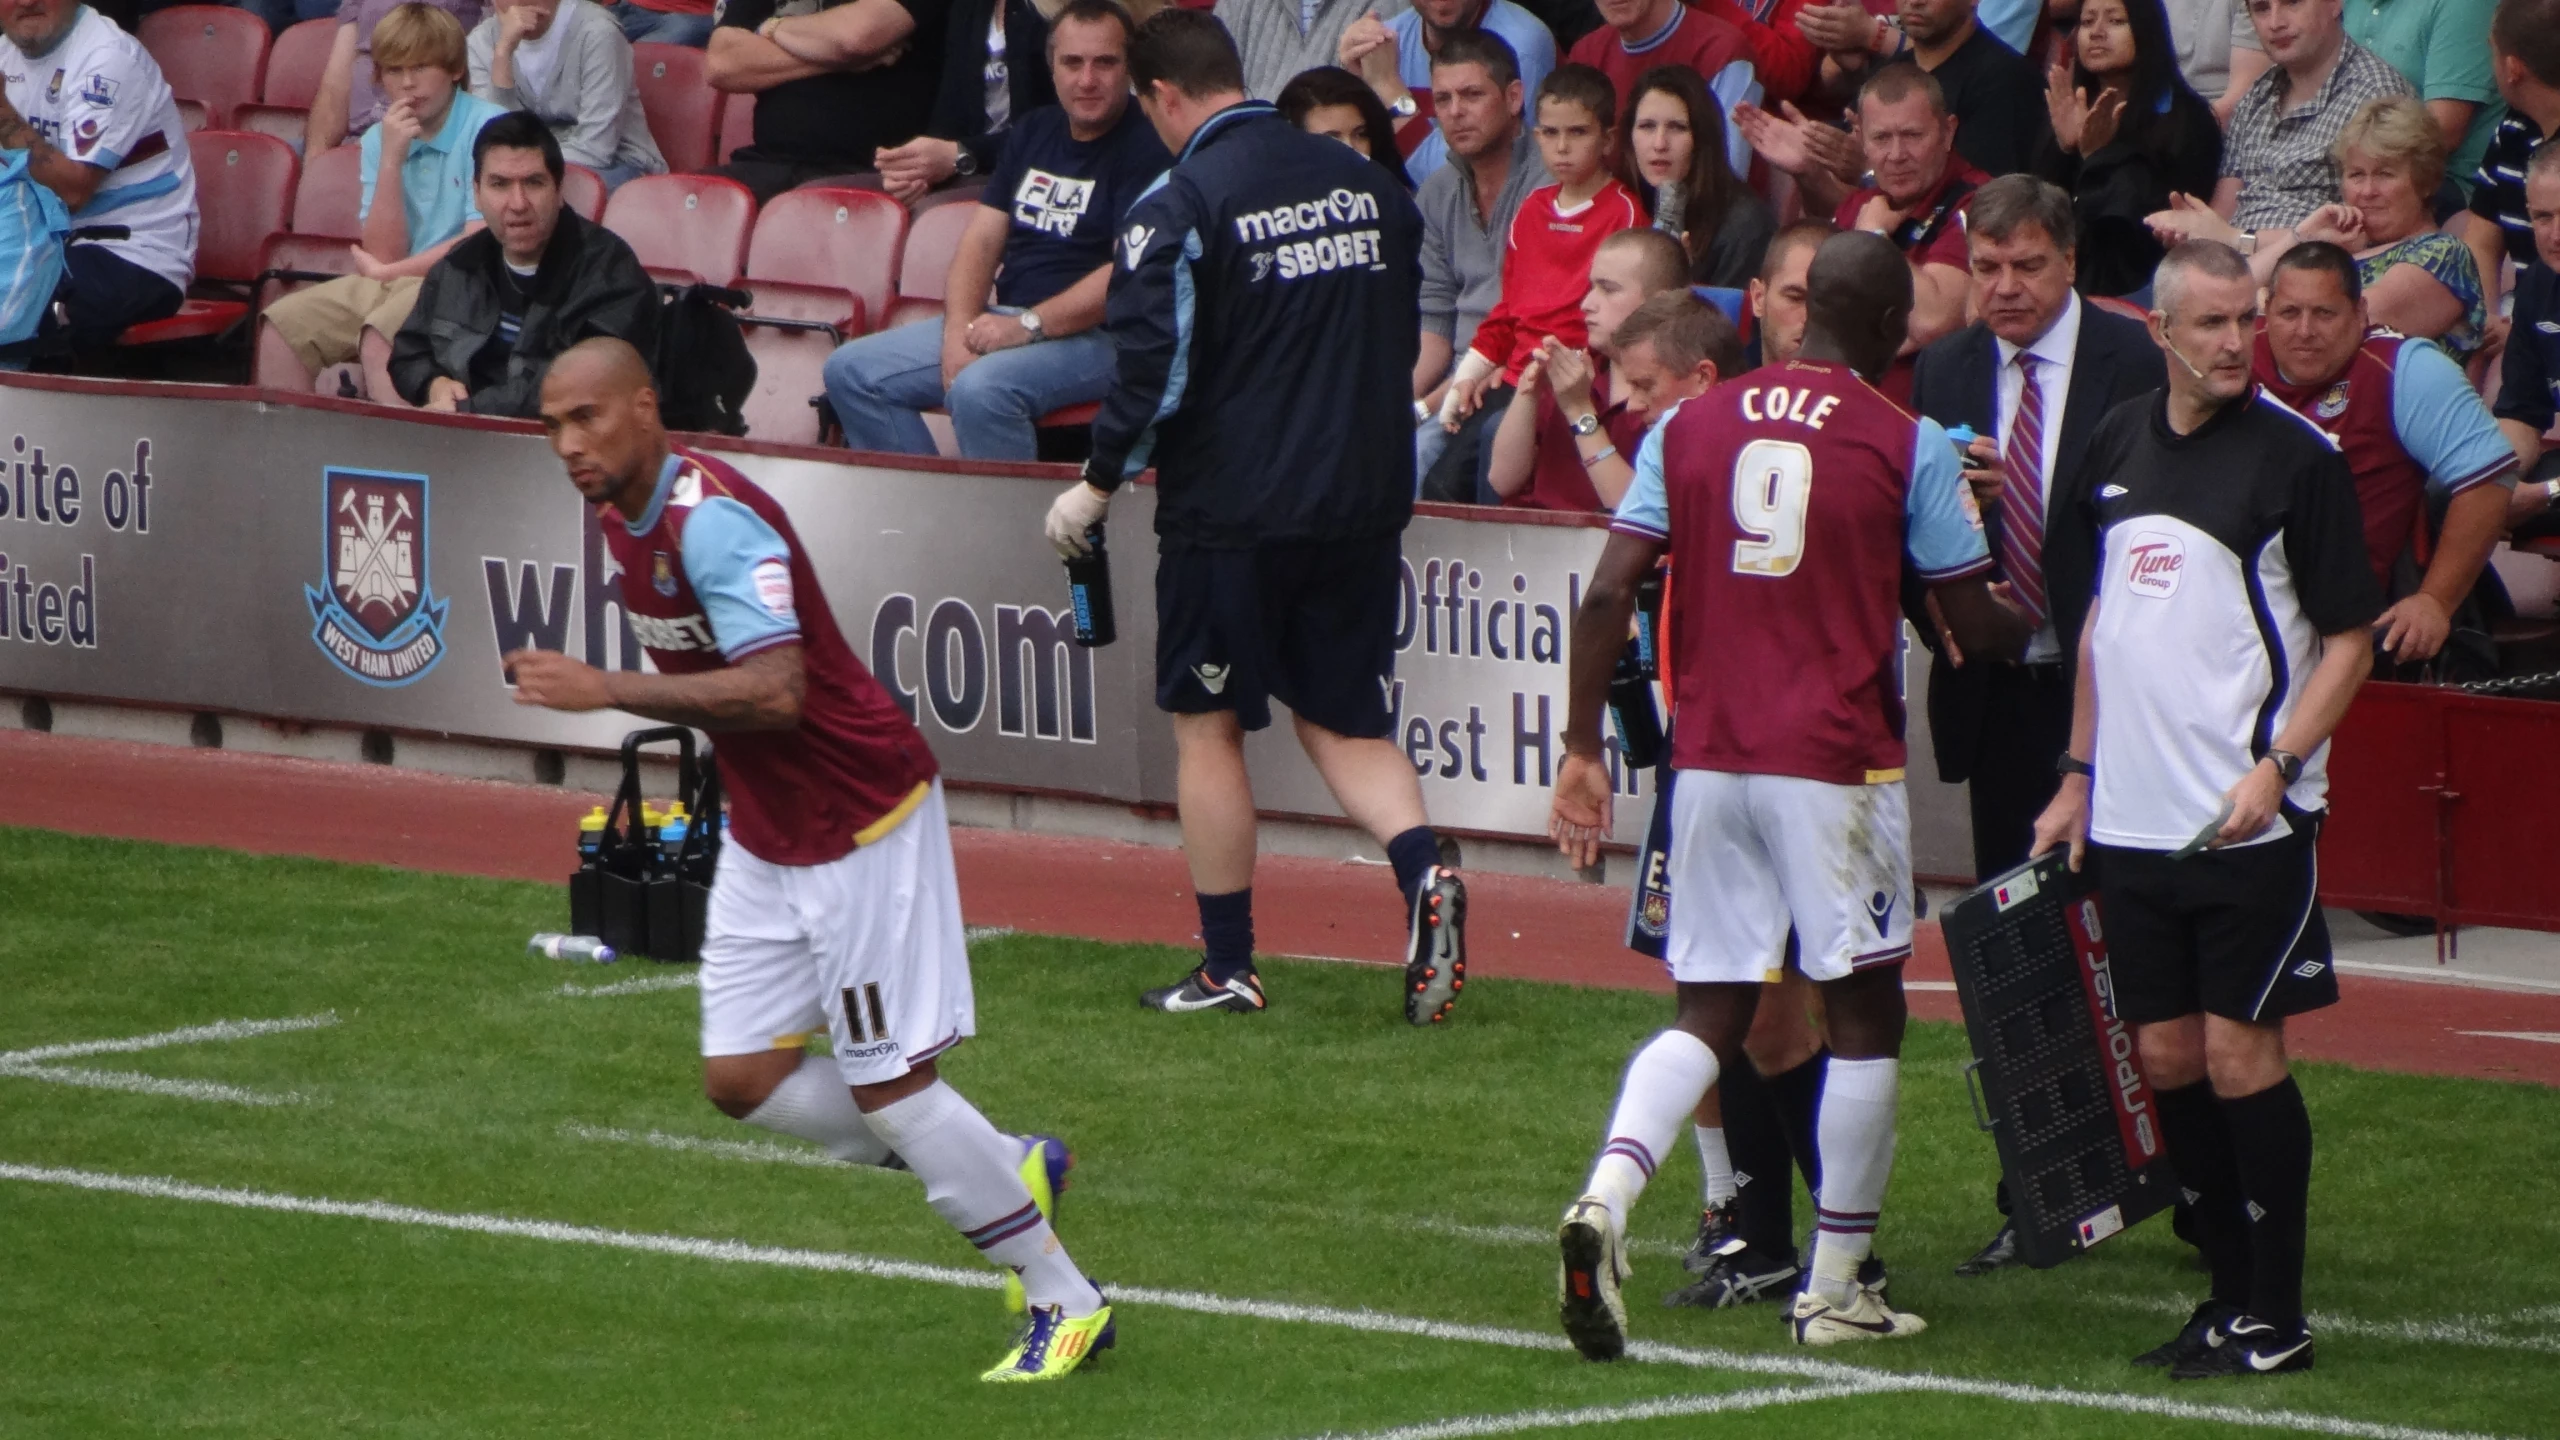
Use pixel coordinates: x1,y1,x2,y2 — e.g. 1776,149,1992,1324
2099,484,2128,498
2246,1200,2267,1222
2538,320,2560,334
1865,890,1895,935
1194,662,1230,695
2293,959,2326,979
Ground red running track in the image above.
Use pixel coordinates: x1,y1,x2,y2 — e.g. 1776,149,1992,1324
3,729,2554,1085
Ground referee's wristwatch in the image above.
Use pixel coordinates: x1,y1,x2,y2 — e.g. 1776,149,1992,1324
2055,753,2094,779
2263,748,2305,785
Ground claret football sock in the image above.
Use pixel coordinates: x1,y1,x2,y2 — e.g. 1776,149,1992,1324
1386,825,1442,908
1586,1029,1719,1230
2155,1079,2256,1312
1197,888,1255,984
741,1053,900,1168
866,1080,1103,1318
1694,1123,1736,1209
2221,1076,2314,1332
1810,1057,1899,1308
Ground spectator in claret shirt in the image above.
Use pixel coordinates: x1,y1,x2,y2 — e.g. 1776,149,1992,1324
1800,0,2049,179
1436,63,1641,499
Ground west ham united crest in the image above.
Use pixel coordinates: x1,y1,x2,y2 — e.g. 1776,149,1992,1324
306,468,449,685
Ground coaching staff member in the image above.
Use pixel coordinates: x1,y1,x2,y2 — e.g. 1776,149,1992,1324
2035,240,2380,1382
1043,9,1469,1025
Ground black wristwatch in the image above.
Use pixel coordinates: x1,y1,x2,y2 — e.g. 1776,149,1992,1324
2055,753,2095,779
2264,748,2304,785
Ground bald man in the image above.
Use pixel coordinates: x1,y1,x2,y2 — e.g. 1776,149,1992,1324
1545,233,2028,1359
508,341,1116,1384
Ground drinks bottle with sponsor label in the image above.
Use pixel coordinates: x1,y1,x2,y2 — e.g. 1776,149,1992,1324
1606,641,1664,769
1066,524,1115,647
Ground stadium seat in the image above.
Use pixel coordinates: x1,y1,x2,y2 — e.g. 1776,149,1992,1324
601,173,755,285
880,197,974,329
253,231,360,312
140,5,270,130
562,164,606,222
746,187,903,334
233,103,308,152
120,130,297,346
291,144,365,238
738,281,860,444
175,99,208,131
632,43,720,175
262,17,337,108
911,181,987,213
717,91,756,165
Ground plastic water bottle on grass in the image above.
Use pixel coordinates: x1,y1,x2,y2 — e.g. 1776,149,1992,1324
529,933,617,963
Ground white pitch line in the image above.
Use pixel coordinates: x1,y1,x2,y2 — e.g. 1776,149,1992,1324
2094,1294,2560,1356
964,926,1016,943
0,1066,305,1106
0,1160,2521,1440
557,973,697,998
559,1123,871,1172
0,1012,340,1066
2454,1031,2560,1046
1293,1381,1895,1439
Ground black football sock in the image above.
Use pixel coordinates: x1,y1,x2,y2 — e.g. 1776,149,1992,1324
2221,1075,2314,1333
1385,825,1441,910
1197,888,1254,984
2154,1080,2254,1312
1719,1059,1795,1256
1765,1046,1829,1200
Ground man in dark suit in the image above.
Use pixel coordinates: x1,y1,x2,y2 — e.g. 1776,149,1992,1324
1908,173,2166,1274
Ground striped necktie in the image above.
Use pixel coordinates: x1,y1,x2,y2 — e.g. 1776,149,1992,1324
1999,352,2049,632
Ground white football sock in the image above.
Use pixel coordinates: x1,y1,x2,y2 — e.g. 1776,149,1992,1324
1695,1124,1735,1208
862,1079,1102,1317
1583,1029,1719,1232
1810,1057,1900,1307
740,1054,901,1168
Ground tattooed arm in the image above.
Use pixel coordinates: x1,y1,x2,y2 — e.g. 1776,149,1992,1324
504,644,807,731
0,92,105,209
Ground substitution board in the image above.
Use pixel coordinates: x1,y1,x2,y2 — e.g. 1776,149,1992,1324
1940,853,2179,1268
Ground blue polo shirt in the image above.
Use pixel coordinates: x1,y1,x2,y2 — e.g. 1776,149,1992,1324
358,88,507,249
1394,0,1555,185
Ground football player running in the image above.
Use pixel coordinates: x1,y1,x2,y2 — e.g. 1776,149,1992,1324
509,338,1111,1383
1546,234,2028,1358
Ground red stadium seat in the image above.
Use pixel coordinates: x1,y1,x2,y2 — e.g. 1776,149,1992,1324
292,144,365,239
739,281,860,443
175,99,208,131
120,130,295,345
881,197,975,328
633,43,721,175
602,173,755,285
233,103,308,152
253,231,360,311
562,164,606,222
718,91,755,165
140,5,270,130
262,17,338,108
746,187,904,334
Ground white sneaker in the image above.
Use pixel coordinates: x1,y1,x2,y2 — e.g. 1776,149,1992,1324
1788,1283,1928,1346
1557,1197,1629,1361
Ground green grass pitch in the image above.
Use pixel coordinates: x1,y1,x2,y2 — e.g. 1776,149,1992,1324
1,827,2554,1439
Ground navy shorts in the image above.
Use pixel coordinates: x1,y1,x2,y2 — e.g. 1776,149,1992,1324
2094,808,2338,1025
1154,535,1401,738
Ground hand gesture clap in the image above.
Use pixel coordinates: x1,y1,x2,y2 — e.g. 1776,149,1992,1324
2045,57,2125,157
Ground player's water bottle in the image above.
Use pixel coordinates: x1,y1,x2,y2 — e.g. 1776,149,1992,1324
528,932,618,963
1631,572,1664,679
1607,640,1665,769
1945,424,1987,529
656,803,690,877
1065,524,1115,647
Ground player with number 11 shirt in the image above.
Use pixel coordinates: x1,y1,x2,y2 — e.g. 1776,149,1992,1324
1545,234,2028,1360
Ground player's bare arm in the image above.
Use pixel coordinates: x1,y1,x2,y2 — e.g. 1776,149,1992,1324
1549,530,1664,868
1927,574,2032,666
506,644,807,730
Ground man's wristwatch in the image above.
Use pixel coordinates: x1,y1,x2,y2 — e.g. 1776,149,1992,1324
953,146,979,178
1387,93,1418,119
1019,309,1046,342
2543,477,2559,505
2264,748,2304,785
1568,412,1601,437
2055,753,2095,779
2234,231,2257,257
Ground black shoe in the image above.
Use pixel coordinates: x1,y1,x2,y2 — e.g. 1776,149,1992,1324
1404,866,1467,1025
1681,1199,1741,1275
2133,1300,2239,1369
2169,1314,2314,1380
1665,1241,1800,1309
1139,966,1266,1014
1954,1222,2021,1277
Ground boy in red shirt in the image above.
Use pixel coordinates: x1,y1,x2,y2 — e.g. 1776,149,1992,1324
1440,64,1645,439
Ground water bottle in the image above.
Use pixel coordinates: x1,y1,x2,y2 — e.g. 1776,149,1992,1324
1607,640,1665,768
1065,524,1115,647
577,805,608,866
1945,424,1986,528
657,803,690,875
1631,572,1664,680
528,933,617,963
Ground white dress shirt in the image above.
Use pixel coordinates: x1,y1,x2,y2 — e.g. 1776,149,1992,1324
1992,290,2081,665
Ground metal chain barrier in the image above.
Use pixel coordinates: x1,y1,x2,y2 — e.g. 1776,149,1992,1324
2447,669,2560,697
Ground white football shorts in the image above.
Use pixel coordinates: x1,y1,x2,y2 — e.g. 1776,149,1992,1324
1664,769,1914,985
698,781,977,1086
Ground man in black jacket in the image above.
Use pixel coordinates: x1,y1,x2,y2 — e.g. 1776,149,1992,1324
1908,172,2164,1273
1042,9,1468,1026
390,112,657,418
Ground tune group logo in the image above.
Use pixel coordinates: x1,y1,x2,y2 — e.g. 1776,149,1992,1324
306,467,450,686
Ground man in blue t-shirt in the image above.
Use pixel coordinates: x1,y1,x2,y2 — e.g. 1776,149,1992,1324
822,0,1169,460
